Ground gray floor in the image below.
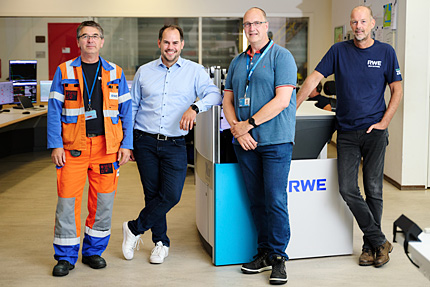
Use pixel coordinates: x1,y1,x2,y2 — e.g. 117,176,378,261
0,146,429,286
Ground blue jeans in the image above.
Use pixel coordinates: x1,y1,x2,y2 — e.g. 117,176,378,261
234,143,293,259
128,130,187,247
337,129,388,250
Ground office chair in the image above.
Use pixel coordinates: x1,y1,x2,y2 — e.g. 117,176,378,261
323,80,337,111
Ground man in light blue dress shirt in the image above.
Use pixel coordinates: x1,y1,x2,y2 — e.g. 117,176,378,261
122,24,222,264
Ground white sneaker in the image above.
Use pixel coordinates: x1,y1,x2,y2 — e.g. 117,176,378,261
122,222,142,260
149,241,169,264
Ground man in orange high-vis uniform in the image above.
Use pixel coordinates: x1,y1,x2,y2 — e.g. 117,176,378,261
48,21,133,277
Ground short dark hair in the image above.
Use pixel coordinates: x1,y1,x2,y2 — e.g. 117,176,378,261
158,25,184,42
316,82,322,93
77,21,104,39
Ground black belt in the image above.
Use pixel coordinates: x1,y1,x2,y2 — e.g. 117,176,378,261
87,133,104,138
143,131,184,141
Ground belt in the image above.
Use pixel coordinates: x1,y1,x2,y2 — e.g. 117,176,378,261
142,132,184,141
87,133,104,138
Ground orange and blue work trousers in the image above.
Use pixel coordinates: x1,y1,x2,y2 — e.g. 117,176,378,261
53,135,119,265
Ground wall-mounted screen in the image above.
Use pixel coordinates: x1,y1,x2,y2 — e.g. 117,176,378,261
9,60,37,82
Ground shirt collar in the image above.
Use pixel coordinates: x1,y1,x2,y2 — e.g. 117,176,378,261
156,56,184,68
245,39,272,57
71,56,113,71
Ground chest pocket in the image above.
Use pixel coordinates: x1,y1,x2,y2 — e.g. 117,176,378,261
61,79,81,123
107,79,120,110
62,79,81,104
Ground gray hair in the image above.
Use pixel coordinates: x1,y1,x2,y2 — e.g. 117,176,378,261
77,21,104,39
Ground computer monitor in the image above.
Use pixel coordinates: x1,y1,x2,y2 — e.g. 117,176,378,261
0,81,14,110
9,60,37,83
12,82,37,103
40,80,53,102
292,118,335,160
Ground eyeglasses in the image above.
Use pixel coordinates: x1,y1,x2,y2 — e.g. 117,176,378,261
78,34,102,41
242,21,267,29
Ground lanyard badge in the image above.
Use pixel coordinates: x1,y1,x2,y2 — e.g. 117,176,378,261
239,40,274,108
85,110,97,120
239,96,250,107
82,59,101,121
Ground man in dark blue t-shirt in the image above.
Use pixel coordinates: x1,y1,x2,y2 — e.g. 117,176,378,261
297,6,403,268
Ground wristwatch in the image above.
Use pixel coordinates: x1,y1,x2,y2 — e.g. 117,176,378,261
191,104,199,114
248,117,258,128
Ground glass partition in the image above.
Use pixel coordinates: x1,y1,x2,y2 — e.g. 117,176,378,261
200,16,309,84
97,17,198,80
268,17,309,84
201,17,242,68
0,16,308,83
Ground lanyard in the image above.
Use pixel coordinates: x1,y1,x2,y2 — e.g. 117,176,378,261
245,40,274,97
82,60,101,109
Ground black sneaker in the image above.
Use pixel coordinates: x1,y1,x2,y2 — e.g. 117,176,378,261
241,249,272,274
82,255,107,269
270,255,288,285
52,260,75,277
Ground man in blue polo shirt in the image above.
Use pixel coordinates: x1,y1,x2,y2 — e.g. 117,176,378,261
297,6,403,268
223,7,297,285
122,24,221,264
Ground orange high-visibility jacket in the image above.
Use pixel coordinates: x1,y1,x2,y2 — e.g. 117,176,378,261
48,56,133,154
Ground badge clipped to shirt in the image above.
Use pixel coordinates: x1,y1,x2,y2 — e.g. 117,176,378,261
239,95,250,107
240,40,274,109
85,109,97,121
109,92,118,100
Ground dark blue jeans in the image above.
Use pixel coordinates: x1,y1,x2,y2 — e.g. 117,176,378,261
234,143,293,259
128,130,187,247
337,129,389,250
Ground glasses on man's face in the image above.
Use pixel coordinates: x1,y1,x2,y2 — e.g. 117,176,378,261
78,34,102,41
242,21,267,29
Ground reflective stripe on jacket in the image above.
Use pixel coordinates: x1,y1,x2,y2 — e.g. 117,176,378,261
48,56,133,154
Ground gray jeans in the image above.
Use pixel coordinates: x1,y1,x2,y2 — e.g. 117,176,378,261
337,128,389,250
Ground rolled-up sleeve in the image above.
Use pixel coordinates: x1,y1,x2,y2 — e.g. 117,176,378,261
193,66,222,113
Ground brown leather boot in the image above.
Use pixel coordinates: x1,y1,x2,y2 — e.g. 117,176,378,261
359,249,374,266
374,241,393,268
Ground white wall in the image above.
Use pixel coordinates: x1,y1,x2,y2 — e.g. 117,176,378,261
0,18,89,82
1,0,327,18
401,0,430,187
0,0,333,81
387,0,405,186
331,0,358,29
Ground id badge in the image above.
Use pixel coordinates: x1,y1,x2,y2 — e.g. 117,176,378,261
239,97,250,107
109,92,118,100
85,110,97,121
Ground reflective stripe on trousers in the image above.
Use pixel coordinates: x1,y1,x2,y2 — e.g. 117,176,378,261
53,135,119,262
